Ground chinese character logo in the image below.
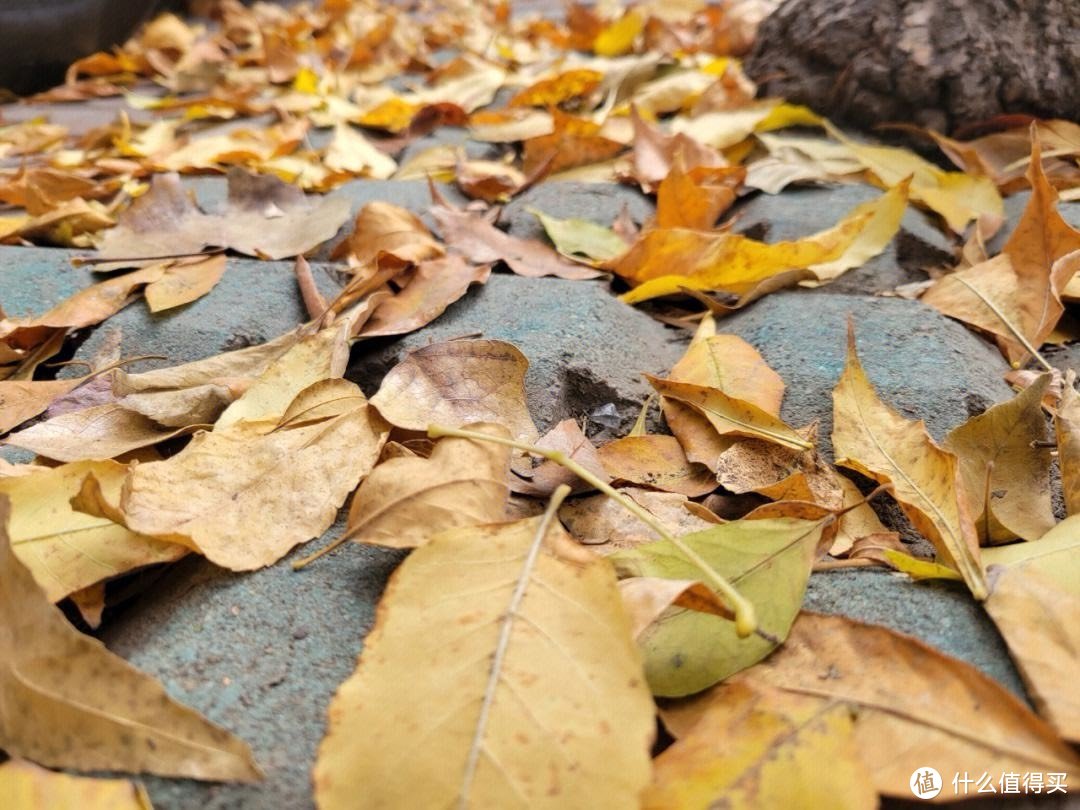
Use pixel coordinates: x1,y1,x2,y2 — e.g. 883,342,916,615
911,767,943,799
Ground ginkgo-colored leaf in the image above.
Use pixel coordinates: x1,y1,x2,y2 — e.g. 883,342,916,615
116,380,388,570
645,683,877,810
598,435,718,497
313,513,655,809
331,201,445,269
984,517,1080,742
0,759,153,810
1055,371,1080,516
667,329,785,415
655,164,743,230
825,122,1003,233
0,377,84,434
96,169,352,262
370,339,539,443
432,196,602,280
615,185,904,303
0,495,260,780
944,374,1055,543
662,612,1078,799
346,423,510,548
324,122,397,179
594,10,644,56
647,374,812,453
831,326,987,599
830,474,891,557
509,68,603,108
611,515,829,696
359,255,491,338
921,138,1080,367
0,459,185,602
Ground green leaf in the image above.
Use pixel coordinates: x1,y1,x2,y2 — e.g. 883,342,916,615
529,208,628,263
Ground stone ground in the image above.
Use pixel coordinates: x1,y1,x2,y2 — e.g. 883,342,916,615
4,100,1080,809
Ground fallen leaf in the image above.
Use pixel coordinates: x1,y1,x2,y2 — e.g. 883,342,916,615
984,517,1080,742
370,339,539,443
594,10,644,56
714,434,843,509
531,208,628,263
313,512,655,809
117,379,388,570
663,613,1078,798
1055,371,1080,516
144,254,228,313
432,194,603,280
921,138,1080,366
324,122,397,179
645,682,876,810
598,435,719,497
561,486,721,551
359,255,490,338
0,759,153,810
655,164,743,229
625,108,728,192
0,377,85,435
830,474,891,557
666,330,785,415
509,68,603,108
0,494,260,780
611,515,829,696
944,374,1055,543
454,157,527,203
513,418,609,496
0,459,185,602
345,423,511,548
331,200,445,269
521,110,624,177
96,169,352,262
832,325,987,599
619,577,733,639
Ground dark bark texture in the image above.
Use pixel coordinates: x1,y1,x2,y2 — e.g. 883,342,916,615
746,0,1080,133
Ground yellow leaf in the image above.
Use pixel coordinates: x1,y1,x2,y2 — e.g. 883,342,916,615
645,683,876,810
313,512,655,809
807,178,909,282
0,759,153,810
509,68,603,108
0,495,260,780
0,459,185,602
324,122,397,179
594,11,644,57
831,325,987,599
345,423,511,548
598,434,719,497
1055,371,1080,516
663,613,1079,798
144,254,227,313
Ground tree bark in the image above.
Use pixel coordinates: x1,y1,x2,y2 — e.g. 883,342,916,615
746,0,1080,134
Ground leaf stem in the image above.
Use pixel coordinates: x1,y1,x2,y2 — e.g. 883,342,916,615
428,424,758,637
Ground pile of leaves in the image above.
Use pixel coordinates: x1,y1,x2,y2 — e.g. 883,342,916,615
1,0,1080,807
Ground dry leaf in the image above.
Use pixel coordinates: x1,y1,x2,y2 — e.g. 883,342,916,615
0,494,260,780
832,325,987,599
944,374,1055,543
0,759,153,810
117,380,388,570
618,577,733,639
144,254,228,313
313,513,655,809
625,107,728,192
1055,371,1080,516
663,613,1078,798
324,122,397,179
97,169,352,261
598,435,718,497
331,201,445,269
512,418,608,496
370,339,538,443
645,682,876,810
560,486,721,551
655,164,743,230
521,110,624,177
346,423,511,548
0,459,185,602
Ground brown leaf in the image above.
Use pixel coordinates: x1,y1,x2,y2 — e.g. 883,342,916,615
521,109,624,177
97,169,352,262
831,325,987,599
370,339,538,443
560,486,721,551
0,494,260,780
331,201,444,269
345,423,511,548
626,107,728,192
655,164,743,230
598,435,718,496
1055,370,1080,517
663,613,1079,798
144,254,228,313
511,418,608,496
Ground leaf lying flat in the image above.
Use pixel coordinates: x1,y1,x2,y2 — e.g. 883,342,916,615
831,327,987,599
96,169,351,262
560,487,720,552
597,435,718,497
944,375,1055,542
1055,372,1080,517
645,683,876,810
118,380,388,570
984,517,1080,742
663,613,1079,798
370,339,538,443
346,424,511,548
0,495,259,780
611,516,827,696
313,514,655,810
0,459,185,602
0,759,152,810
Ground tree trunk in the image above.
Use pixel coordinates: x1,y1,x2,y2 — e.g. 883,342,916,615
746,0,1080,134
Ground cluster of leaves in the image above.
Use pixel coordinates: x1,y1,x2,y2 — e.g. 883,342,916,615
2,0,1080,806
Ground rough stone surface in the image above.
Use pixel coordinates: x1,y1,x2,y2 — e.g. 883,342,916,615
747,0,1080,134
732,184,956,294
804,570,1026,696
348,273,689,438
718,291,1015,456
500,181,655,243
